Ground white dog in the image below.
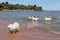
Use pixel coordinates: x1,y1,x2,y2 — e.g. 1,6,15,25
8,22,20,33
45,17,52,21
28,16,39,21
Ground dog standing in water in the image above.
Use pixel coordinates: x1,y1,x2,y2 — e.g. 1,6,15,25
8,22,20,33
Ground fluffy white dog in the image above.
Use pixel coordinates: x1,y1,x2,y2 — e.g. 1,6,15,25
45,17,52,21
8,22,20,33
28,16,39,21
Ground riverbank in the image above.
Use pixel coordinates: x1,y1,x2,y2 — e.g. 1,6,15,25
0,9,34,12
0,20,60,40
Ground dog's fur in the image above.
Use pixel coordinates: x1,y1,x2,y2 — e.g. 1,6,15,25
8,22,20,33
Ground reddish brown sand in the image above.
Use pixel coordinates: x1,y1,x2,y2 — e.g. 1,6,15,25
0,20,60,40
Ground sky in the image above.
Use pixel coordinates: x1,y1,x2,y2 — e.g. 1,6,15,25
0,0,60,11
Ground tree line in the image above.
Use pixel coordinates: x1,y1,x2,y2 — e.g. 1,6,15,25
0,2,42,11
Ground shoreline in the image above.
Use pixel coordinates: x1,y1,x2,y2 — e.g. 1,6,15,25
0,20,60,40
0,9,35,12
50,31,60,35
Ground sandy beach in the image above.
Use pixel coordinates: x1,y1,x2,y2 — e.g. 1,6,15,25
0,20,60,40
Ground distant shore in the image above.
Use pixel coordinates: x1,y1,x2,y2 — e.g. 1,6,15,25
0,9,35,12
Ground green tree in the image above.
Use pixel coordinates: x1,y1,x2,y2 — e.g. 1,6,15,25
33,4,36,10
0,5,3,8
5,2,9,4
0,5,3,11
0,2,42,11
1,2,5,4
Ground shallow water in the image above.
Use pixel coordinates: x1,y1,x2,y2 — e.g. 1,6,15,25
0,20,60,40
0,11,60,32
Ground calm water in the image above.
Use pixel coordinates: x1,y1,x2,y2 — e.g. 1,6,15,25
0,11,60,32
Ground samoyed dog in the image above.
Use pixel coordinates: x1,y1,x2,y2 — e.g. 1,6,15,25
8,22,20,33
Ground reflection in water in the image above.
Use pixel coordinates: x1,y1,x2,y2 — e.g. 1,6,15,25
45,21,51,24
27,21,39,27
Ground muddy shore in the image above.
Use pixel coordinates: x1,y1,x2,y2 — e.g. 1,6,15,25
0,20,60,40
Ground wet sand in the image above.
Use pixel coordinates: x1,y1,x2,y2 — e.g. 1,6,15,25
0,20,60,40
